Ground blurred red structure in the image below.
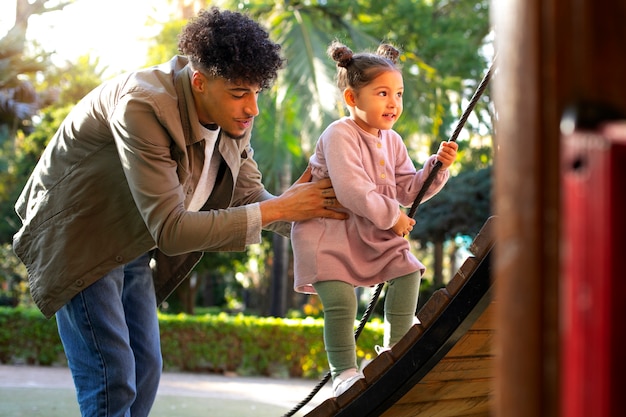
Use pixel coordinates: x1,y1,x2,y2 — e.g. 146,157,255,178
561,116,626,417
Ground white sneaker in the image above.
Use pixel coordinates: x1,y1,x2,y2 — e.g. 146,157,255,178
332,371,364,397
374,345,391,355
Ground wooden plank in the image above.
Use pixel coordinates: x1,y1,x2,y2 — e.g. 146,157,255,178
447,257,480,296
416,289,451,327
445,330,495,358
394,378,493,403
380,396,492,417
422,357,494,381
363,349,395,382
392,324,425,358
466,302,495,330
469,216,496,259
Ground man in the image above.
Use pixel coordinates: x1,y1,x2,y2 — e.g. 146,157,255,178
13,7,345,417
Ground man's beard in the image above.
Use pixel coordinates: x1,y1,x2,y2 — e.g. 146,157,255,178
223,129,248,140
204,122,250,140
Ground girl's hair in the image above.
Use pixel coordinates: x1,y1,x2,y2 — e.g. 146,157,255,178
327,41,401,92
178,7,284,89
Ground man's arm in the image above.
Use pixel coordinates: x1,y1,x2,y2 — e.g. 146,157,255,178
259,166,347,226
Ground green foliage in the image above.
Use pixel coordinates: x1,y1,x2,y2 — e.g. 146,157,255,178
411,164,492,242
144,20,186,67
193,252,249,300
37,54,107,105
0,307,65,365
358,0,493,143
0,307,384,379
0,244,28,307
0,1,77,142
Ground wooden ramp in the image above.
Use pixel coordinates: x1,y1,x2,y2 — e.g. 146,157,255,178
305,216,496,417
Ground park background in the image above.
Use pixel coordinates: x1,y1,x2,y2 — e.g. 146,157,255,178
0,0,493,379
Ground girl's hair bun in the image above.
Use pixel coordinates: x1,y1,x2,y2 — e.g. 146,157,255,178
376,44,400,64
328,41,354,68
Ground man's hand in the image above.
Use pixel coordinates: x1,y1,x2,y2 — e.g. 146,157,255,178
259,166,348,226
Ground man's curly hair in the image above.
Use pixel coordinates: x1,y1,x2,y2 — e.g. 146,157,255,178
178,7,285,90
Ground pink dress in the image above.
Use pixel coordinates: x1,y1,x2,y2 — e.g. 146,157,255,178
292,117,449,293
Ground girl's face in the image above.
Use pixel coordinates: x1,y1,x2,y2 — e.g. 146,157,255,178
345,69,404,136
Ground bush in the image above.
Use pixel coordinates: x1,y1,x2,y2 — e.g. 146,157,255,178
0,307,65,365
0,307,383,378
0,244,30,307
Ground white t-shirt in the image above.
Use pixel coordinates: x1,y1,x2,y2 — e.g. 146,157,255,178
187,125,263,245
187,125,221,212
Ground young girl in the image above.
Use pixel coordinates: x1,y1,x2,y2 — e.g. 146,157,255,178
291,41,458,397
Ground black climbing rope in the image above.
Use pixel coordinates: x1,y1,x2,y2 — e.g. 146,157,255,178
282,58,496,417
407,59,496,218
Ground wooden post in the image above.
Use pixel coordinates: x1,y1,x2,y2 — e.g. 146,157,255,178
492,1,626,417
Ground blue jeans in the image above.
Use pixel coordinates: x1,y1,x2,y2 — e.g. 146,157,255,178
56,253,162,417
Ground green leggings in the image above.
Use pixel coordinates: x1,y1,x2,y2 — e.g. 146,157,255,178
313,271,421,379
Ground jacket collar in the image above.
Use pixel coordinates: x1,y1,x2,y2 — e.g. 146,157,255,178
173,60,207,147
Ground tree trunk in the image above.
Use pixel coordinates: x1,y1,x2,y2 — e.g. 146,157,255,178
432,238,444,289
269,233,289,317
184,272,199,314
448,240,458,284
268,156,292,317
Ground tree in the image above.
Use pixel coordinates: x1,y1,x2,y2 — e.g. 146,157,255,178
0,0,73,143
410,163,492,287
0,0,87,304
0,0,79,245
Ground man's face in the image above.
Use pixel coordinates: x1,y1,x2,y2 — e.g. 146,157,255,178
191,71,260,139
